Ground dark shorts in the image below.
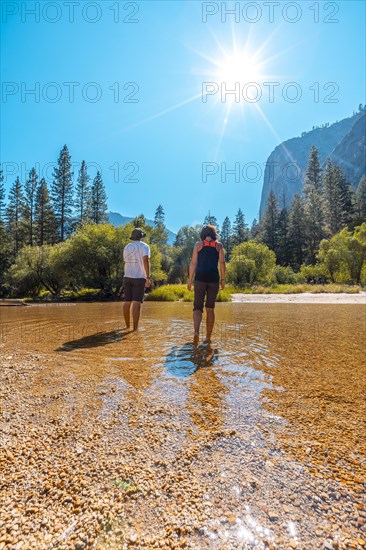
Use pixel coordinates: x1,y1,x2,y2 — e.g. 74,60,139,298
123,277,146,303
193,280,220,312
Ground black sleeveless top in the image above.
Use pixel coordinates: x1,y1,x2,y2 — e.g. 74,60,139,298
195,241,219,283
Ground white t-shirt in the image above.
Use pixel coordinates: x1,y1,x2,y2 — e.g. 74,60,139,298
123,240,150,279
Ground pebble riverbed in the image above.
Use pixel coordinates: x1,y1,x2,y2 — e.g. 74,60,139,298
0,302,365,549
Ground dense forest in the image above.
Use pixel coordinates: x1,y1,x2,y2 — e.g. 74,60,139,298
1,144,366,298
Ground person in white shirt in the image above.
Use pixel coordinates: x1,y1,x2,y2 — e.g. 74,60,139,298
123,228,151,330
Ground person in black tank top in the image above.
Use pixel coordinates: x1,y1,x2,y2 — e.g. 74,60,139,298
187,225,226,341
195,240,220,283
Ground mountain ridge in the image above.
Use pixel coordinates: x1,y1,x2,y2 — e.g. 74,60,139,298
108,211,176,244
259,110,366,216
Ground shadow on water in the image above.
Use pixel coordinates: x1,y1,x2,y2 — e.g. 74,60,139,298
55,329,133,351
164,341,219,377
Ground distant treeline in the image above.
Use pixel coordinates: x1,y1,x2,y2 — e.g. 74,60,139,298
300,103,366,137
257,146,366,269
1,143,366,297
1,144,108,253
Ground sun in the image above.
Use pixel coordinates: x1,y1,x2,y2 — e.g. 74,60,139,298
215,50,263,86
193,32,274,109
187,27,289,157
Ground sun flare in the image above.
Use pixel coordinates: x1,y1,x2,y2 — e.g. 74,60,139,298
215,51,263,86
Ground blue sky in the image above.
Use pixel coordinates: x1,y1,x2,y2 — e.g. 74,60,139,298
1,0,365,232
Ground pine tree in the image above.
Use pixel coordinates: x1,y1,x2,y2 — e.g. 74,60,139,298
336,165,353,227
51,144,73,241
303,146,325,262
35,178,57,245
303,145,322,195
0,167,10,284
277,207,290,265
6,177,25,255
91,171,108,224
250,218,259,239
23,167,38,245
0,219,12,294
287,194,306,269
323,159,353,235
259,191,279,252
232,208,248,246
151,204,168,246
354,176,366,223
0,168,5,222
75,160,91,225
203,211,219,234
154,204,165,226
304,192,325,263
221,216,232,261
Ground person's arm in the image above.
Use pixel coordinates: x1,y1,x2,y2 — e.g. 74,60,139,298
218,243,226,289
143,255,150,288
187,243,199,290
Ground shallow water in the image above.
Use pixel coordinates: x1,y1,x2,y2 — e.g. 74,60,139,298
1,302,365,549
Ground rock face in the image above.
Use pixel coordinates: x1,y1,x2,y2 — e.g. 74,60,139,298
329,113,366,187
259,111,366,217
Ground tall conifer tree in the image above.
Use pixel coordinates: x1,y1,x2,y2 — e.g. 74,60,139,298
6,177,25,255
75,160,91,225
287,194,306,269
221,216,232,260
354,176,366,223
151,204,168,246
232,208,248,245
35,178,57,245
0,168,5,222
260,191,279,252
303,146,325,262
51,145,73,241
91,171,108,224
24,167,38,245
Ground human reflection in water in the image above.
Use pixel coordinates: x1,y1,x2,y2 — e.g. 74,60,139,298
165,341,228,433
164,340,219,377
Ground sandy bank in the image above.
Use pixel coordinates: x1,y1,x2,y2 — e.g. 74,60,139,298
231,292,366,304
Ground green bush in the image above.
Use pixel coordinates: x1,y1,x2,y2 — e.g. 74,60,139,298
147,284,192,301
227,242,276,287
275,265,297,284
299,263,330,284
61,288,102,301
317,223,366,285
146,284,232,302
234,283,362,294
6,244,68,296
216,287,233,302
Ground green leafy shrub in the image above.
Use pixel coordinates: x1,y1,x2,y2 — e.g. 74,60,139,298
146,284,233,302
317,223,366,285
299,263,330,284
227,242,276,287
6,244,68,296
147,284,191,301
275,265,297,284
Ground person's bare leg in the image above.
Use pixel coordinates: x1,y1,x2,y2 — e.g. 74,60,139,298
123,301,131,329
132,301,142,331
193,309,202,340
206,308,215,340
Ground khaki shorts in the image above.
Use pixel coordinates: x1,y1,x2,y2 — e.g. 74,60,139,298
123,277,146,302
193,280,220,311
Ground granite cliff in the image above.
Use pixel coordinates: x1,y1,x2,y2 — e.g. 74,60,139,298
259,110,366,217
